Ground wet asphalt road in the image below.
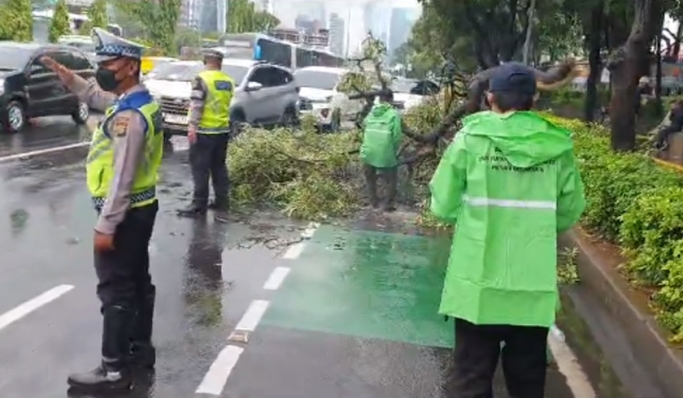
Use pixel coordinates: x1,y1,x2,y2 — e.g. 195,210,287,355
0,116,95,157
0,141,585,398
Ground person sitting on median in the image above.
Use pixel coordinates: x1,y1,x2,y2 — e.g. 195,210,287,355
428,62,586,398
360,89,402,212
654,99,683,151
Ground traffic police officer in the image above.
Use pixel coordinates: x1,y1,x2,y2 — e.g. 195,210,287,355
42,28,163,392
178,49,234,218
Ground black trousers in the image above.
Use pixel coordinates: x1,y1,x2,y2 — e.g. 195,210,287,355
94,202,158,364
452,318,549,398
189,133,230,207
363,164,397,206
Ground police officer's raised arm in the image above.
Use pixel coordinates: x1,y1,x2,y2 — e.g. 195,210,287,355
67,75,118,112
188,77,208,128
40,56,117,112
94,110,147,235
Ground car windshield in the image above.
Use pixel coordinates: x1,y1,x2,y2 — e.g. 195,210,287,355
220,64,249,84
62,41,96,53
391,79,419,94
294,70,341,90
0,45,33,70
148,62,249,84
150,62,203,81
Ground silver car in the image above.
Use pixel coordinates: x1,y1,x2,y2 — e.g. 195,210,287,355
143,58,300,136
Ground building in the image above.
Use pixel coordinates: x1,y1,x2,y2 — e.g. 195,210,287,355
199,0,218,33
179,0,201,29
328,12,345,56
388,8,411,56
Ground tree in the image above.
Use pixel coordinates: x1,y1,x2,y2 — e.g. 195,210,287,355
79,0,108,35
607,0,663,151
227,0,280,33
49,0,71,43
0,0,33,42
112,0,181,55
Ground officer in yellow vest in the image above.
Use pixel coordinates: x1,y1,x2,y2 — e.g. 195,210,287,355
41,28,162,392
178,49,234,218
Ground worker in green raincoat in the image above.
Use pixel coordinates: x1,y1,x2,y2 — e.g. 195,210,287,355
429,63,585,398
360,90,402,211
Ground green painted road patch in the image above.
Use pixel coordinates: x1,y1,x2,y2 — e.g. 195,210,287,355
261,225,454,348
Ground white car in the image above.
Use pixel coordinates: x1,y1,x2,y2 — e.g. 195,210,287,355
294,66,364,131
143,58,300,136
389,78,440,111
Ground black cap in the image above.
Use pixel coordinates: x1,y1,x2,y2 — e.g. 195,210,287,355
488,62,537,96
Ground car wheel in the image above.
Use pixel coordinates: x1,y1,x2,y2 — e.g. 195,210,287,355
280,107,298,127
72,101,89,125
3,100,26,133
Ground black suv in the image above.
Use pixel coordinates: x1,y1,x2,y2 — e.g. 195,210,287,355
0,41,95,133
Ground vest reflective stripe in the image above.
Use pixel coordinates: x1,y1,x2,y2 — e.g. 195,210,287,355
86,94,163,210
463,195,557,210
196,70,234,134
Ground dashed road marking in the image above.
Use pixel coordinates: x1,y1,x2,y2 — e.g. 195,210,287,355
282,222,319,259
231,300,269,334
195,345,244,395
263,266,290,290
0,284,74,332
194,222,318,396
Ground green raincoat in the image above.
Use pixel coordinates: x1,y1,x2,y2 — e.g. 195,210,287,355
429,111,585,327
360,103,402,168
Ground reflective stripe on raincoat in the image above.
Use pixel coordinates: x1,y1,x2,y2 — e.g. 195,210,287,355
429,110,585,327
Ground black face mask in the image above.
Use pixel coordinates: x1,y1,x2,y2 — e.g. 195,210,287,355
95,67,119,92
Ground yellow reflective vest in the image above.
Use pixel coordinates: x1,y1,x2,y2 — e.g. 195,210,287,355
86,90,163,209
196,69,234,134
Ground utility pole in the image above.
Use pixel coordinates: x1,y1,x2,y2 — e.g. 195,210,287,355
218,0,227,34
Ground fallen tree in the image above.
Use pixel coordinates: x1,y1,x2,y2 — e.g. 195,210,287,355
228,35,581,222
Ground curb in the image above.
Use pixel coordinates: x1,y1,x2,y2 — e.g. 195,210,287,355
560,228,683,398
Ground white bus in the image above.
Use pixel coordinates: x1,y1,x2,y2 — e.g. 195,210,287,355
217,33,345,69
32,10,122,44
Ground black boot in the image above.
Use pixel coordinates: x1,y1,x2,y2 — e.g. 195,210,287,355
130,290,156,369
177,202,207,218
208,197,229,210
67,306,134,391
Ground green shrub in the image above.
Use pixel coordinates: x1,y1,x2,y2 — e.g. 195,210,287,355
547,114,683,342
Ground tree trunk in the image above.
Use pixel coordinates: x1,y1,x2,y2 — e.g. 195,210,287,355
608,0,660,151
584,1,604,122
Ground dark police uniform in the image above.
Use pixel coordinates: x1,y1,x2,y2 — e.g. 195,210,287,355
179,49,234,217
65,29,163,391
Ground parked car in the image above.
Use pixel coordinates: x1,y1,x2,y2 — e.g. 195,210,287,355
0,41,94,133
141,56,178,77
389,78,440,110
143,58,300,136
295,66,364,132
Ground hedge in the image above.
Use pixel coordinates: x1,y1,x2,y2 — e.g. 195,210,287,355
543,114,683,342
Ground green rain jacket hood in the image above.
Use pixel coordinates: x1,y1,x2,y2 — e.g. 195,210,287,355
360,103,402,168
429,110,585,327
466,111,574,168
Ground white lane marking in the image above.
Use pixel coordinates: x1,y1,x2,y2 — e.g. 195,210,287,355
232,300,269,333
282,242,305,259
282,222,320,260
0,142,89,163
263,266,290,290
301,222,320,238
548,326,597,398
0,285,74,331
195,345,244,395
